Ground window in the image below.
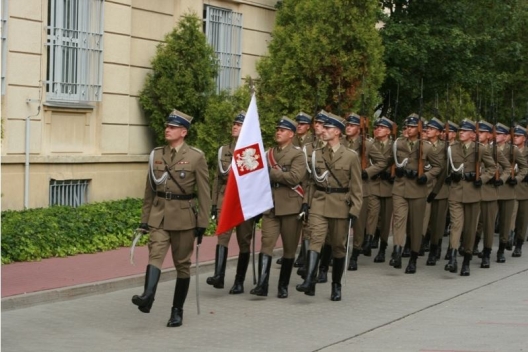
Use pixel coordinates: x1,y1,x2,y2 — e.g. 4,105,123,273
1,0,7,95
49,179,90,207
46,0,104,102
204,6,242,93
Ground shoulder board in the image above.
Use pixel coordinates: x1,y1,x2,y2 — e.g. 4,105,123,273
347,148,358,155
314,147,325,151
293,145,302,150
423,140,432,145
154,146,164,150
190,146,205,154
396,137,406,142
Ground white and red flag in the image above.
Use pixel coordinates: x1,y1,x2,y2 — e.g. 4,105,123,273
215,94,273,235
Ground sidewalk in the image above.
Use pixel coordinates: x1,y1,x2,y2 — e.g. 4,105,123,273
1,231,283,310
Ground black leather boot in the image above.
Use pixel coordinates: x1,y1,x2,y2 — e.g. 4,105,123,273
294,241,306,267
372,228,380,249
167,277,190,327
402,236,411,257
480,247,491,268
473,234,481,256
444,248,458,273
444,244,452,260
347,248,360,271
418,236,426,256
206,245,227,289
317,244,332,283
330,257,345,301
276,257,283,265
426,244,438,266
296,250,320,296
512,239,523,258
374,241,387,263
405,252,418,274
229,252,250,294
506,230,515,251
460,253,471,276
297,239,309,278
132,264,161,313
277,258,294,298
436,239,442,260
392,245,403,269
497,242,506,263
362,234,373,257
423,230,431,252
250,253,272,296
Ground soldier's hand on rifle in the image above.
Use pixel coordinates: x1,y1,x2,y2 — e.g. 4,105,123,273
507,177,518,186
348,214,357,227
252,213,263,223
137,223,149,234
299,203,309,221
426,192,437,203
210,205,218,219
493,179,504,187
473,179,483,188
194,227,206,245
395,167,405,178
361,170,368,180
417,175,428,185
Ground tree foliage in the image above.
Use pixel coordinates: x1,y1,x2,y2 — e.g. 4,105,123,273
139,13,218,146
257,0,385,140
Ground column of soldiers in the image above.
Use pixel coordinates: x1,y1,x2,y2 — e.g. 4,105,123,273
132,106,528,327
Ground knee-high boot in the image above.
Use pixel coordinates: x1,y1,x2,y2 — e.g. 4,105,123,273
374,241,387,263
296,250,320,296
330,257,345,301
277,258,294,298
166,277,190,327
206,245,227,289
229,252,250,294
297,239,309,277
294,241,306,268
250,253,271,296
132,264,161,313
317,244,332,283
444,248,458,273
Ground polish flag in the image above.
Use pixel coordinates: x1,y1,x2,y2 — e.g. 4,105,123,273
215,94,273,234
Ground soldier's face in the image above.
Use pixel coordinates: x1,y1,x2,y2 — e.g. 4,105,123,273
375,126,390,139
275,127,294,145
345,124,359,137
496,133,507,144
449,131,457,140
513,134,526,147
425,127,440,140
458,130,473,142
478,131,490,143
406,126,418,138
314,121,325,136
322,126,340,141
402,127,409,138
165,125,187,144
296,123,310,135
232,122,242,137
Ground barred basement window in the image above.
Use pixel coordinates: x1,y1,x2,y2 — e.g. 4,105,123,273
204,6,242,93
49,179,90,207
46,0,104,102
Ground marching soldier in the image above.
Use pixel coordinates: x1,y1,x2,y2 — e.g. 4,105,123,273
297,111,362,301
494,123,528,263
391,114,442,273
344,113,387,270
250,117,307,298
207,112,257,294
293,111,315,147
445,119,496,276
512,125,528,257
133,110,211,327
368,117,396,263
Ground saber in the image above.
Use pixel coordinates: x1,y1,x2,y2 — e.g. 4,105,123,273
129,229,144,266
344,219,353,286
252,220,257,285
195,243,201,315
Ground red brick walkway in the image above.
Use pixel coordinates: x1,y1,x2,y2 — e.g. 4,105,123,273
1,231,281,298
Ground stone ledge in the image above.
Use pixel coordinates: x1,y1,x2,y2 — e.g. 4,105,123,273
1,155,149,164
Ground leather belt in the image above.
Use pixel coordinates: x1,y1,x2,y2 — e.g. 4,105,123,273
156,191,195,200
270,182,287,188
315,185,349,194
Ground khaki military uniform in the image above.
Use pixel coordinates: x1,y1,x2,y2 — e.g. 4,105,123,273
428,140,450,247
306,144,363,258
392,138,442,252
447,142,496,254
293,131,315,148
345,137,387,250
212,142,254,253
515,146,528,242
141,143,211,278
261,144,307,258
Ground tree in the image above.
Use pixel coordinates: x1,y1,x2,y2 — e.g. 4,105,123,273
139,13,218,146
256,0,385,141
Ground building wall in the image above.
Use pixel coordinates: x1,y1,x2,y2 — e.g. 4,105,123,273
1,0,276,210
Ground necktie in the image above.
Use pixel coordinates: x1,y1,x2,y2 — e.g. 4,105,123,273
380,142,384,152
329,148,334,161
463,145,467,156
409,141,414,150
171,148,176,162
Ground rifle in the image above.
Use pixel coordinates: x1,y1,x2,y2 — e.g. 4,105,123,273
360,78,369,170
491,98,499,181
390,85,400,178
475,118,480,182
417,79,424,177
510,92,516,179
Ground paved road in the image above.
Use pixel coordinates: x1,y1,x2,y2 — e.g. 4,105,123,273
3,249,528,352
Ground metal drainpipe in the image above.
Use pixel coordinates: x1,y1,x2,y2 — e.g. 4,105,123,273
24,102,41,209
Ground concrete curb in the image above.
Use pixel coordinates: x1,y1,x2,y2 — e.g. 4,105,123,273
1,248,284,311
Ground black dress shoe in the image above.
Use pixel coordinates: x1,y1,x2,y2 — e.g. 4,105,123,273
426,244,437,266
497,242,506,263
444,249,458,273
347,259,358,271
405,253,417,274
460,254,471,276
512,239,523,258
330,283,342,301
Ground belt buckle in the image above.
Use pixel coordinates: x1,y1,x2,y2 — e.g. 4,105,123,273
325,186,332,194
165,192,172,200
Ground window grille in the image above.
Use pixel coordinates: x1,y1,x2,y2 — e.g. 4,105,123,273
1,0,7,95
204,6,242,92
46,0,104,102
49,179,90,207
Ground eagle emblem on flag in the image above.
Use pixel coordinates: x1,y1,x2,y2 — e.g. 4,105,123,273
235,143,264,176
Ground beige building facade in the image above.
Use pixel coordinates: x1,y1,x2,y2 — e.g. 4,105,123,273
1,0,277,210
